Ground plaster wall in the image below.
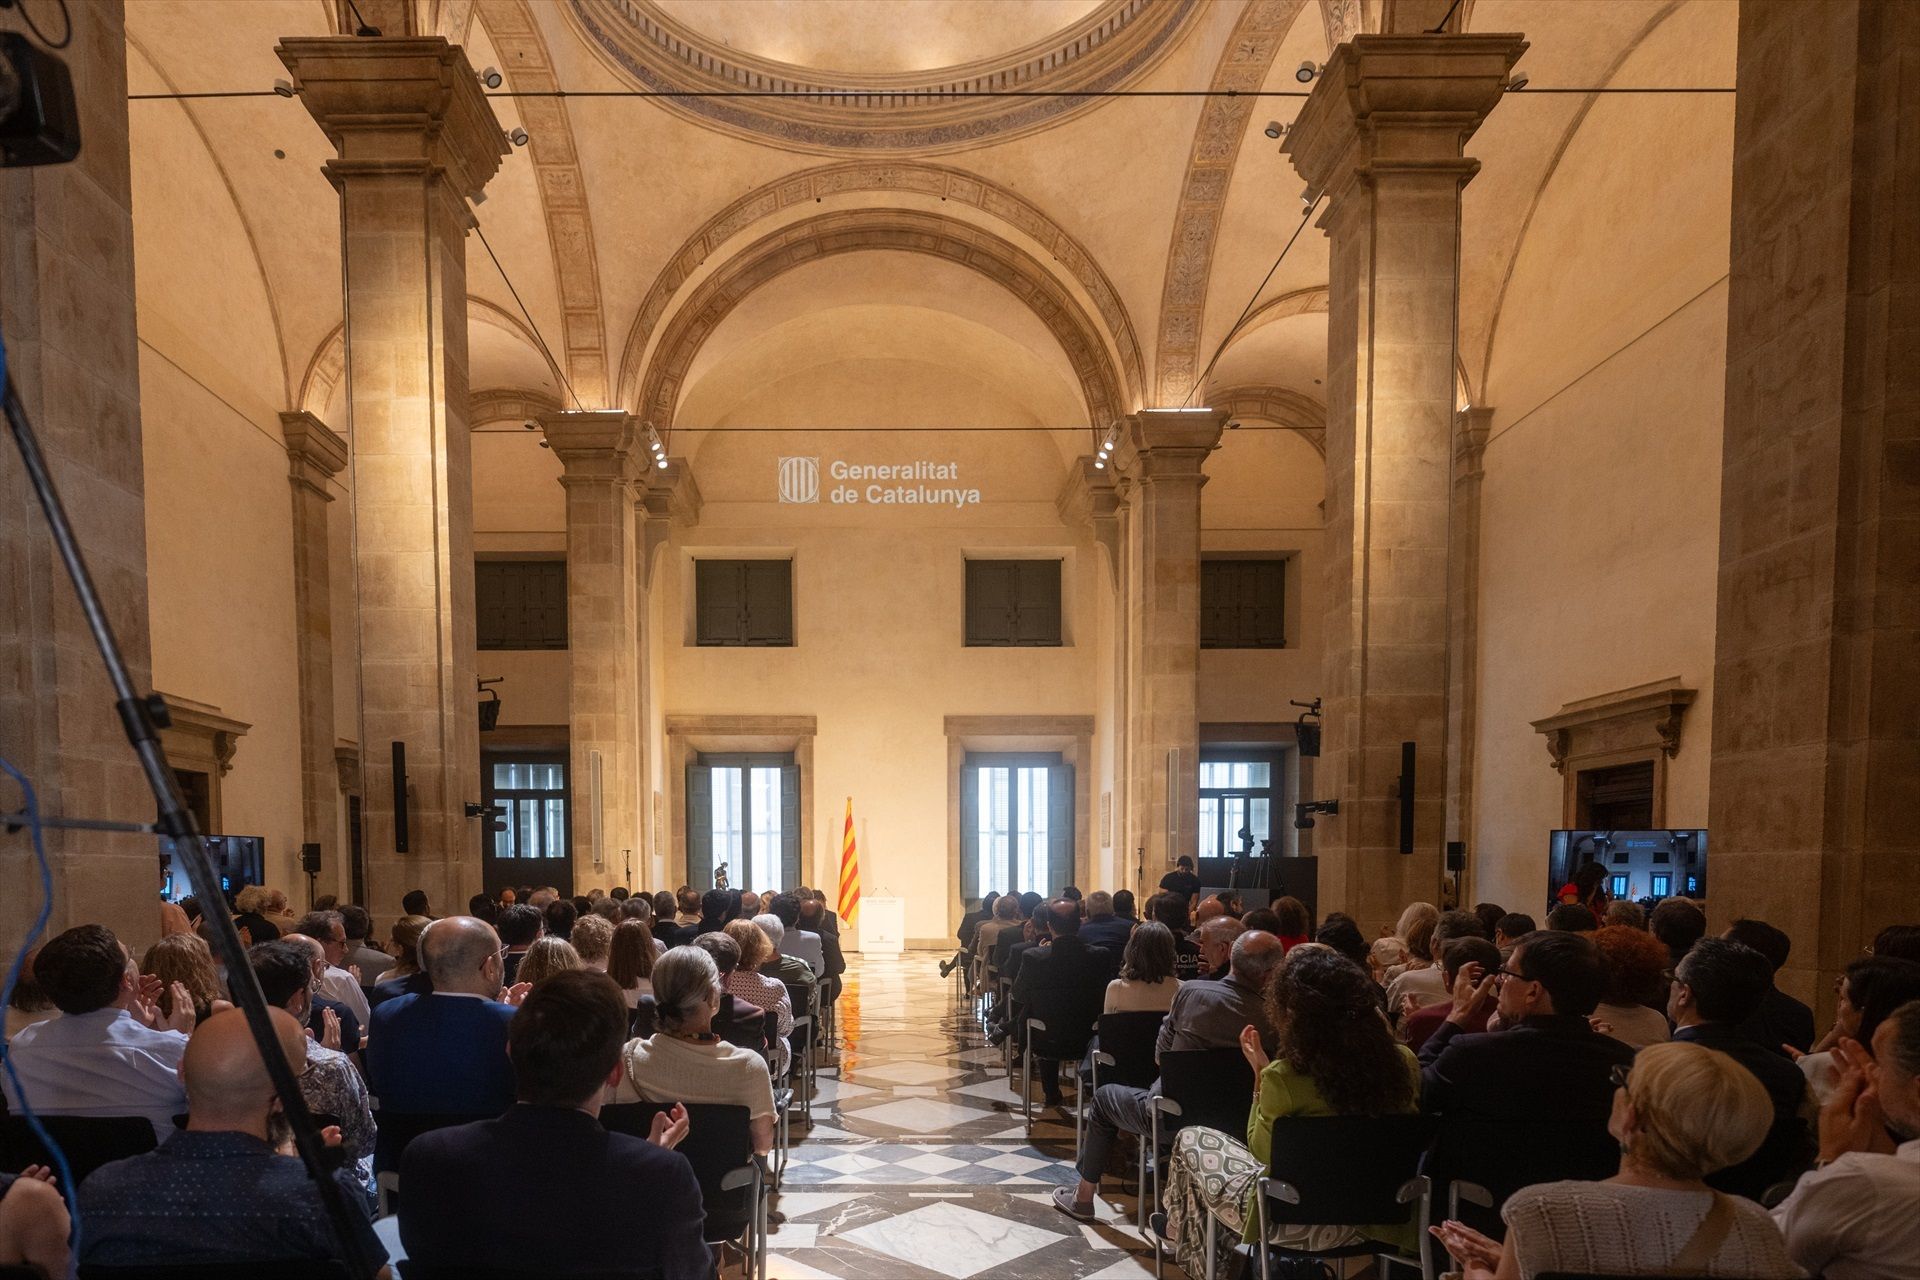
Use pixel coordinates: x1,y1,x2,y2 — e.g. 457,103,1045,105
1470,2,1734,913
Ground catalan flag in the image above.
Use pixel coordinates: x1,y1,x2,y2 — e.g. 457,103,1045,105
837,797,861,926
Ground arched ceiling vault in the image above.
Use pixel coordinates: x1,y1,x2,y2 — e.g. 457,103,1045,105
299,296,564,423
1206,384,1327,455
636,208,1128,438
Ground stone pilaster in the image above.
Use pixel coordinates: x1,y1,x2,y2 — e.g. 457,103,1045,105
278,37,506,917
0,0,159,944
1446,406,1490,903
1284,34,1524,931
1708,0,1920,1011
1057,458,1123,589
541,411,642,889
281,412,350,898
1116,410,1225,878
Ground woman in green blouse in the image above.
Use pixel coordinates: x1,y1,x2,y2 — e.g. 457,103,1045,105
1160,944,1421,1278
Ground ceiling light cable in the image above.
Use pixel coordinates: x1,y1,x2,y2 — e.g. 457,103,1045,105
126,85,1736,102
1180,191,1324,409
471,219,582,413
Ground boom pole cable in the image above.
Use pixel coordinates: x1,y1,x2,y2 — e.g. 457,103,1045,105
1180,192,1323,409
471,220,582,412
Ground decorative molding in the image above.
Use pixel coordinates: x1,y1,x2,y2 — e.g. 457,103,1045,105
638,458,701,588
470,387,562,429
158,693,251,832
1532,678,1697,776
635,209,1127,435
1056,458,1123,587
298,297,564,421
334,741,359,794
944,715,1097,740
1151,0,1307,404
563,0,1200,155
666,715,817,740
280,411,349,497
1319,0,1368,48
616,161,1145,412
1206,384,1328,455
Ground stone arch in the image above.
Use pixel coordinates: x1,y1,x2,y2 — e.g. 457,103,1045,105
634,208,1129,437
297,297,564,423
615,162,1145,415
1206,384,1327,456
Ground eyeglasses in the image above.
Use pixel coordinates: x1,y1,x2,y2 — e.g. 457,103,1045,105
1610,1064,1632,1090
1493,967,1531,984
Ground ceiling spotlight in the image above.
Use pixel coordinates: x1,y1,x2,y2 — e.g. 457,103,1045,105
272,78,295,98
1506,72,1530,92
1263,120,1284,139
508,127,530,147
471,190,488,206
655,456,668,470
479,66,504,89
1094,458,1106,470
1295,61,1320,84
522,420,537,431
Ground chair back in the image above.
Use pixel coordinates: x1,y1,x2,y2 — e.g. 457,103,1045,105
600,1101,757,1242
783,981,815,1053
1026,981,1105,1060
1426,1116,1618,1238
1094,1011,1166,1088
1262,1114,1437,1227
1154,1048,1254,1136
0,1114,156,1184
78,1263,351,1279
372,1109,494,1174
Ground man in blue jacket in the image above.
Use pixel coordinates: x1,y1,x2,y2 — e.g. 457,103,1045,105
365,915,518,1128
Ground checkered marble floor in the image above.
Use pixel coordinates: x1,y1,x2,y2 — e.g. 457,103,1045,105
767,951,1172,1280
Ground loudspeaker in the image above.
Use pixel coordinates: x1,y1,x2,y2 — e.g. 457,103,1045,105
1296,721,1320,758
392,741,410,854
299,842,322,875
1446,840,1465,873
1398,741,1416,856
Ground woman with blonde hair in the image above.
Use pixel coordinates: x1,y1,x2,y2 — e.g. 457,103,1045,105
570,913,614,972
140,933,232,1024
370,913,432,1006
608,920,657,1007
722,918,793,1076
1433,1041,1799,1278
514,936,582,987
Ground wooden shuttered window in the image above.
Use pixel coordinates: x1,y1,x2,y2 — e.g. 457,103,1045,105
695,560,794,647
476,560,568,650
964,559,1062,647
1200,557,1287,649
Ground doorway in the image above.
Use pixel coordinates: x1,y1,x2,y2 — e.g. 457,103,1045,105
686,754,799,894
959,753,1073,909
1197,751,1283,859
1576,760,1656,830
482,754,573,896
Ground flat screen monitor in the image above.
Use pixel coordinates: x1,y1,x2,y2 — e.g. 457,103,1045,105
160,835,265,903
1547,829,1706,915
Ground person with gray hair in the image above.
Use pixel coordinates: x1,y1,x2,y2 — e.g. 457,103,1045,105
1081,890,1135,954
612,947,776,1154
753,914,818,992
365,916,520,1118
1193,915,1247,982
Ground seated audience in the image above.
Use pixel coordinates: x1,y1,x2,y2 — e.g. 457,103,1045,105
1011,900,1114,1108
286,932,365,1054
2,924,192,1140
140,931,232,1025
1794,955,1920,1111
233,884,286,942
466,892,499,924
768,892,826,978
723,918,795,1075
249,939,377,1192
1271,895,1312,951
752,913,819,994
1493,912,1536,957
340,905,394,987
400,971,708,1278
674,886,702,927
1652,897,1708,968
610,920,658,1006
1871,923,1920,963
613,947,777,1154
944,891,998,978
0,1165,68,1278
544,897,578,943
1421,931,1635,1136
696,889,735,935
1546,902,1600,933
1388,909,1485,1018
1080,890,1135,954
689,932,771,1053
516,936,583,986
401,888,431,918
972,892,1024,968
293,908,372,1027
798,891,847,996
1240,907,1282,935
570,912,614,972
4,946,59,1039
652,890,679,927
1189,914,1244,983
1065,932,1286,1211
1591,923,1675,1050
1402,937,1502,1051
1156,947,1421,1277
1385,902,1440,982
369,913,432,1007
1726,918,1817,1054
1433,1041,1798,1278
1668,936,1812,1198
1472,902,1507,939
1195,894,1229,925
1105,921,1181,1013
497,902,545,983
77,1008,389,1274
1773,999,1920,1278
1604,899,1647,930
365,915,518,1116
1315,913,1371,970
1113,889,1139,923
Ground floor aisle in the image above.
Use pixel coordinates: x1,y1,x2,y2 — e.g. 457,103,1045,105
768,951,1166,1280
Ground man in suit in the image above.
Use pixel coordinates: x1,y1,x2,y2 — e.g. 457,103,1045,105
1013,901,1113,1108
1726,918,1818,1054
495,903,544,984
689,933,771,1056
1080,891,1134,956
399,971,708,1278
285,932,365,1054
1670,935,1812,1198
365,916,519,1127
768,892,825,978
1420,930,1635,1134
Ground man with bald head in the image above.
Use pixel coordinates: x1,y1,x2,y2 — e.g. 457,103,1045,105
365,916,518,1133
78,1008,390,1273
285,931,364,1054
1193,915,1246,982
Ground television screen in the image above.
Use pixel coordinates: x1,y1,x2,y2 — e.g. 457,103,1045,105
160,835,265,903
1547,829,1706,915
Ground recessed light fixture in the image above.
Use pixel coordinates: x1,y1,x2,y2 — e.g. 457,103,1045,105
1506,73,1530,92
1263,120,1284,139
479,66,504,89
508,127,529,148
272,78,295,98
1295,61,1320,84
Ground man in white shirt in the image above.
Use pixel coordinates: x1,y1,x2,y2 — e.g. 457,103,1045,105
767,893,825,978
1,925,193,1141
293,909,371,1027
1773,998,1920,1279
339,905,394,987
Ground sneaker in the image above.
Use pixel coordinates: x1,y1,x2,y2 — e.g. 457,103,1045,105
1050,1186,1097,1222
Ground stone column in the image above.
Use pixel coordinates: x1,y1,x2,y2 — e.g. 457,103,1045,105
0,0,158,943
1708,0,1920,1010
278,37,505,917
281,412,350,899
1446,406,1491,903
541,411,641,890
1284,35,1524,930
1116,409,1225,877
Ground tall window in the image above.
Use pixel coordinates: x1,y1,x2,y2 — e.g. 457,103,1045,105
476,560,568,650
1201,557,1286,649
687,754,798,891
1197,753,1280,859
964,559,1063,647
696,560,794,646
961,753,1072,905
483,755,571,894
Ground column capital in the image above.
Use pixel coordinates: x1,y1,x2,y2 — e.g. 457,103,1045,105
275,36,507,200
639,459,702,589
540,409,638,483
1454,405,1493,481
1057,457,1123,584
1118,408,1225,480
1284,33,1528,204
280,410,349,499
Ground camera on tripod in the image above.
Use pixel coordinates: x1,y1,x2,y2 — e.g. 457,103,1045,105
1,8,79,170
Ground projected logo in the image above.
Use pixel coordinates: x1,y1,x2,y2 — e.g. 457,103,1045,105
778,456,820,504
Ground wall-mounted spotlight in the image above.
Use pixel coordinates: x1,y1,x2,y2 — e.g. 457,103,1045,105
1294,798,1339,831
1263,120,1285,139
1506,72,1530,92
655,456,668,469
272,78,296,98
508,127,530,148
1296,61,1321,84
471,190,488,206
479,65,504,89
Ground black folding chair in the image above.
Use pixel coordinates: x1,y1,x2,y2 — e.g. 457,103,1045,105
1426,1116,1618,1240
1216,1114,1436,1280
782,979,818,1127
80,1264,350,1279
1079,1010,1166,1159
1020,981,1105,1128
1141,1048,1255,1231
601,1101,766,1280
0,1114,156,1185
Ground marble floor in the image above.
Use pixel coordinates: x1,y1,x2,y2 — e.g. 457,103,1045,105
766,951,1171,1280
